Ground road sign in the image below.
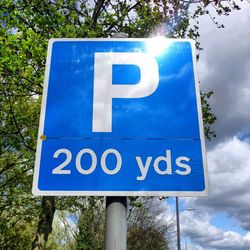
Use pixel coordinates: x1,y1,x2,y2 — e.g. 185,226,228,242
32,38,208,196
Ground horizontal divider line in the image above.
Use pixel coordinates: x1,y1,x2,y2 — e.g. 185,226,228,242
42,137,200,141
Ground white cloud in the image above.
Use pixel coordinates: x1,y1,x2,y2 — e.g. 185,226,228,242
197,2,250,146
180,137,250,249
189,137,250,227
204,137,250,227
180,211,250,250
181,212,223,242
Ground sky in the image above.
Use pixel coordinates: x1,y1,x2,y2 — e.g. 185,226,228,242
166,1,250,249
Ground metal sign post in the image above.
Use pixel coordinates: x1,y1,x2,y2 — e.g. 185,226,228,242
104,33,128,250
176,197,181,250
105,197,127,250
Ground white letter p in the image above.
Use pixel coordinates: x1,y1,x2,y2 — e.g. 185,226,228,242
93,52,159,132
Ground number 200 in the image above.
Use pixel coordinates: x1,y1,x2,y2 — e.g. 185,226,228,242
52,148,122,175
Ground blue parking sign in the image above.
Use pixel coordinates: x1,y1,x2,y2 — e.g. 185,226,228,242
32,38,209,196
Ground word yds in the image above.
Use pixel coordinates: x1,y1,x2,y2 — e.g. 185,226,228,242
52,148,191,181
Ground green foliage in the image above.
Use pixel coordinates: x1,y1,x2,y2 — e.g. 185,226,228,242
201,91,217,140
0,0,241,249
129,196,144,208
76,197,105,250
46,197,105,250
0,215,38,250
128,197,172,250
46,210,77,250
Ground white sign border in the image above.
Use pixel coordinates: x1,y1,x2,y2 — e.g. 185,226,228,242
32,38,209,197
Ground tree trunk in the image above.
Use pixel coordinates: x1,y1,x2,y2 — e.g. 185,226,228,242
31,196,55,250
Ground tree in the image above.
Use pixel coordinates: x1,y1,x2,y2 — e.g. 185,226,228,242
76,197,105,250
0,0,241,249
47,197,174,250
128,197,174,250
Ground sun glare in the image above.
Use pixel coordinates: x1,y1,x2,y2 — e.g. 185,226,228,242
146,36,170,56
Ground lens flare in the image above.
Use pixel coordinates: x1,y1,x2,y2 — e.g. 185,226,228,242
146,36,170,56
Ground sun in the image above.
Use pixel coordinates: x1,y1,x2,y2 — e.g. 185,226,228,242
145,36,170,56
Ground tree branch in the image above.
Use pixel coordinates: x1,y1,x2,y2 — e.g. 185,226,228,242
5,93,36,152
90,0,106,29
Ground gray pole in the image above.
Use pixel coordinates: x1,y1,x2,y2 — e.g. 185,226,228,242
105,197,127,250
176,197,181,250
104,32,129,250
